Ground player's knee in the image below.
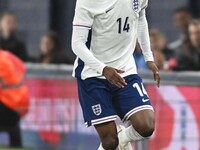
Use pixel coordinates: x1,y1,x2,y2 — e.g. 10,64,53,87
135,119,155,137
142,123,155,137
102,135,119,150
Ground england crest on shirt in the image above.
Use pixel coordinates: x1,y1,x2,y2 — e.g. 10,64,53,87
132,0,139,12
92,104,102,116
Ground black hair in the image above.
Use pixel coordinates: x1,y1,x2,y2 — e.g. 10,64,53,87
43,31,61,52
174,6,192,15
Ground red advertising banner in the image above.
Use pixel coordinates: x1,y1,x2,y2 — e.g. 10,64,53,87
147,85,200,150
20,78,200,150
22,79,80,146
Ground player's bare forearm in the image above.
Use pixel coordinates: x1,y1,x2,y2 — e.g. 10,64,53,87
146,61,160,87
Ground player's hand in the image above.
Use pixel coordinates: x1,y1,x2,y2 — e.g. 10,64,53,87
146,61,160,87
103,66,127,88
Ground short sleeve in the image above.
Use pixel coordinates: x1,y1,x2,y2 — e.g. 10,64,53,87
73,0,94,29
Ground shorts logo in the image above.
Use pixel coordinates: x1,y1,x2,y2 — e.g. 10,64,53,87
132,0,139,12
92,104,102,116
142,98,150,103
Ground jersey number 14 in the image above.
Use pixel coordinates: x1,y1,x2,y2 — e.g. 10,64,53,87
117,17,130,34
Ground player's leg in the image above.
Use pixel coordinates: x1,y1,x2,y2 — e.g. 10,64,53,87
113,74,154,149
95,121,119,150
129,109,154,137
77,78,118,149
118,110,154,147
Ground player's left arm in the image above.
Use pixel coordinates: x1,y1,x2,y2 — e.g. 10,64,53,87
137,8,160,87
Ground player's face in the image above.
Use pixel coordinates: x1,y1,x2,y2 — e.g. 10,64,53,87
40,36,55,54
189,24,200,48
0,15,17,33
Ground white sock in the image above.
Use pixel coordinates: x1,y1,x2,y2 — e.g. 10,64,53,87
98,144,106,150
118,125,146,144
98,126,146,149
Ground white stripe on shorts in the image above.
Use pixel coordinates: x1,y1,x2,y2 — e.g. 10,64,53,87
84,122,88,127
91,115,118,126
123,105,154,122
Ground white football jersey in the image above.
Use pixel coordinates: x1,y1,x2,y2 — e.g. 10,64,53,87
72,0,152,80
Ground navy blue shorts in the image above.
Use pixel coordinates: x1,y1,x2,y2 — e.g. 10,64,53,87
77,74,153,127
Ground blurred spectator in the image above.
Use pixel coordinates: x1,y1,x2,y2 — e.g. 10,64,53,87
189,20,200,49
134,43,148,70
168,7,193,51
38,31,73,64
0,12,28,61
149,29,166,70
150,29,173,60
0,49,29,147
171,19,200,71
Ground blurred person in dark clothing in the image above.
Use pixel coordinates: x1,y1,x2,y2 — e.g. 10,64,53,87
0,12,28,61
149,29,167,70
171,19,200,71
38,32,73,64
168,7,193,51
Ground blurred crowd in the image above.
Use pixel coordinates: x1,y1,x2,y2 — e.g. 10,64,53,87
0,11,73,65
135,7,200,71
0,7,200,71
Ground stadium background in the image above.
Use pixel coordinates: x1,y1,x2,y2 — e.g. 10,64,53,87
0,0,199,58
0,0,200,150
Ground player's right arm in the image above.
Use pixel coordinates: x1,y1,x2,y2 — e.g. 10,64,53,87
72,0,126,88
71,0,106,75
